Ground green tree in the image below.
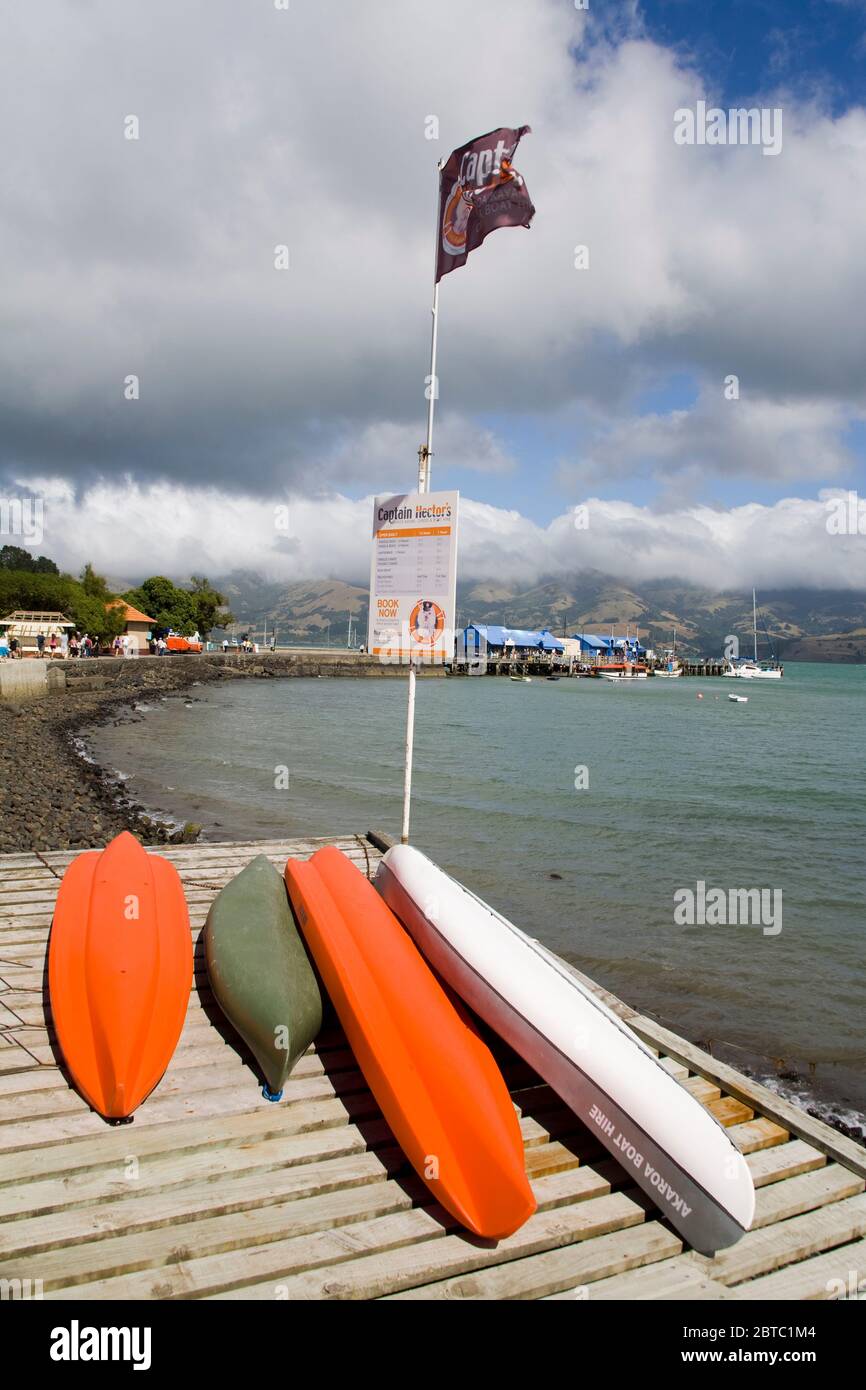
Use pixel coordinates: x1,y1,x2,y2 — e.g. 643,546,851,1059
188,575,233,637
80,562,112,598
0,545,56,572
123,576,197,635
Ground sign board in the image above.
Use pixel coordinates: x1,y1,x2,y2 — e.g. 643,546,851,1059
368,490,459,662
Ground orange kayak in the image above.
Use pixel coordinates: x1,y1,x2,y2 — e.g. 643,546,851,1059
49,832,192,1120
284,846,535,1239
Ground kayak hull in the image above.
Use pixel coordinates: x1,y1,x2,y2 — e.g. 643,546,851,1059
48,832,192,1120
376,844,755,1255
285,846,535,1240
205,855,322,1095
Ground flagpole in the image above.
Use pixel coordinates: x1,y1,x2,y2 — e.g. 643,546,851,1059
401,158,445,844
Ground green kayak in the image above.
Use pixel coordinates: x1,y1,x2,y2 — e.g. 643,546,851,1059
204,855,323,1100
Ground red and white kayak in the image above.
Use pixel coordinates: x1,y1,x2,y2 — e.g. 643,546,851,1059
376,844,755,1255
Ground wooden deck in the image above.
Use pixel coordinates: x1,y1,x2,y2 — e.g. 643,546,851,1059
1,833,864,1301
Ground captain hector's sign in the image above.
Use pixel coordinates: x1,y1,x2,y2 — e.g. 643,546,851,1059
368,491,459,663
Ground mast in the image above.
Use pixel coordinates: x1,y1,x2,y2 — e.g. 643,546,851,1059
402,158,445,844
753,588,758,663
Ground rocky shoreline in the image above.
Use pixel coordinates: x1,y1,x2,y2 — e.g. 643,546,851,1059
0,649,429,854
0,658,239,853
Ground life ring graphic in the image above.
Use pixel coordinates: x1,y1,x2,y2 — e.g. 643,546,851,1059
409,600,445,645
441,182,474,257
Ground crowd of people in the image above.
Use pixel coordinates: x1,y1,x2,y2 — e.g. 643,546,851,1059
1,628,211,659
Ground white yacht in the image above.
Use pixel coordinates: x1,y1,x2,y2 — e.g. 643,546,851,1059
724,592,783,679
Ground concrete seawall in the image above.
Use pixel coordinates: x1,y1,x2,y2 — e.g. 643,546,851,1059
0,661,67,702
0,649,445,701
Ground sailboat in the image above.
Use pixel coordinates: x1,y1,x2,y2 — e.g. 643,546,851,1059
725,591,783,680
654,627,683,678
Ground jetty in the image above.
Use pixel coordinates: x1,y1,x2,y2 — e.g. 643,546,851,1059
1,832,864,1301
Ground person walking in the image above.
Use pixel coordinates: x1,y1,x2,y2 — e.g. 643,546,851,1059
36,631,45,658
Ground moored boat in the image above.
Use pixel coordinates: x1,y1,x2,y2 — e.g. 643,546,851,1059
204,855,323,1099
285,846,536,1240
376,844,756,1255
48,832,192,1120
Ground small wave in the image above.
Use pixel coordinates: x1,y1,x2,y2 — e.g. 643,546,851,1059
71,737,96,765
133,702,155,713
756,1073,866,1141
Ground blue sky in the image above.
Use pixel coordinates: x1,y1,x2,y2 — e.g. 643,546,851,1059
641,0,866,114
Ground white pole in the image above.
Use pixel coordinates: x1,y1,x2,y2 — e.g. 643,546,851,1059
402,159,444,845
753,588,758,663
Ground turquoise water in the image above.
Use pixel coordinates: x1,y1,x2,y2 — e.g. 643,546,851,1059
90,665,866,1122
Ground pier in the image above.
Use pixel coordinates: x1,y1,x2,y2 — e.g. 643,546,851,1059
448,658,732,677
1,831,864,1300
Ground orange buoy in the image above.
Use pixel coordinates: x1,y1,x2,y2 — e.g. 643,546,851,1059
285,846,536,1240
49,832,192,1120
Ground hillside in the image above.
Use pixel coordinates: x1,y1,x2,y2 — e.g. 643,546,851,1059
208,571,866,661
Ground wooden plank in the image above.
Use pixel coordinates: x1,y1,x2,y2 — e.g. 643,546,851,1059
747,1139,827,1189
0,1120,397,1222
0,1097,376,1186
0,1067,378,1156
707,1096,754,1127
567,1253,739,1301
207,1188,647,1302
0,1145,410,1264
728,1117,790,1154
751,1165,863,1229
689,1191,866,1286
730,1238,866,1301
48,1171,634,1301
6,1179,422,1293
386,1223,681,1301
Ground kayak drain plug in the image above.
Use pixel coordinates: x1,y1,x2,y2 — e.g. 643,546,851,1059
262,1086,284,1103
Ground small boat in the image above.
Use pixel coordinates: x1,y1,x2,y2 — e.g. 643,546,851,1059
285,846,535,1240
724,592,783,679
205,855,322,1100
376,845,755,1255
601,670,648,683
510,675,531,683
728,693,748,703
546,675,560,682
48,832,192,1120
655,627,683,676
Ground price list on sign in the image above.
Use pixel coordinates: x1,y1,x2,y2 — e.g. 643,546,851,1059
367,491,459,662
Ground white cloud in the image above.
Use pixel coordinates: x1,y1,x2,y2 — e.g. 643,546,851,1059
18,477,866,593
557,392,860,490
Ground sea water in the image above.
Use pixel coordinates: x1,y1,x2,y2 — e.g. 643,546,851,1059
90,663,866,1125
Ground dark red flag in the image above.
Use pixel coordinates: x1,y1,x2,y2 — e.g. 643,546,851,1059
435,126,535,283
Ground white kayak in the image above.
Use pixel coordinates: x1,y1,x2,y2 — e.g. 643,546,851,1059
376,845,755,1254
